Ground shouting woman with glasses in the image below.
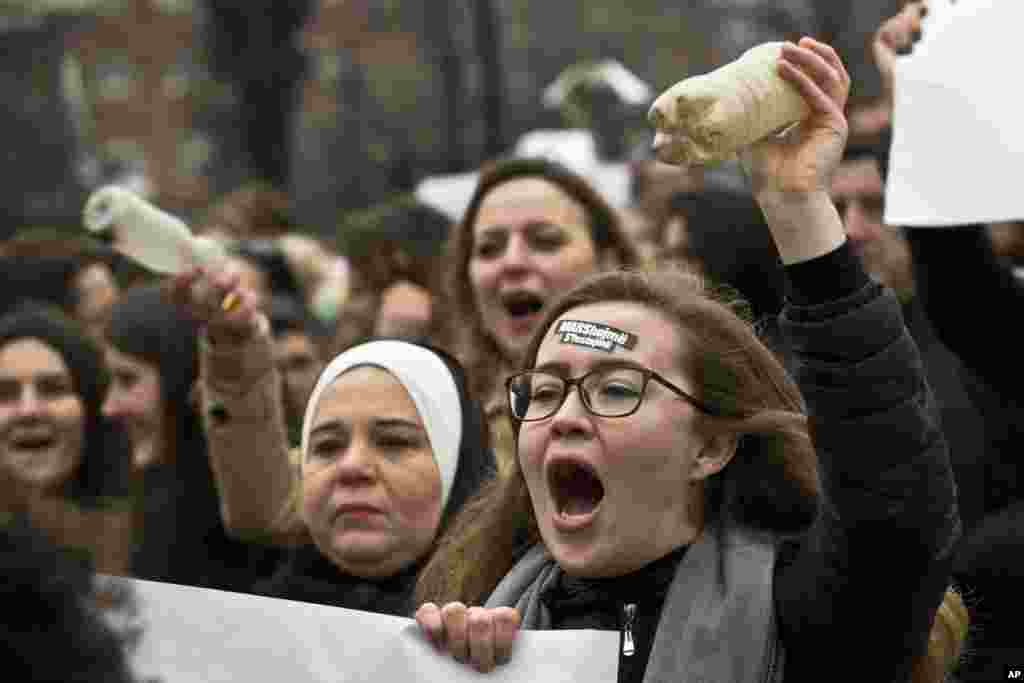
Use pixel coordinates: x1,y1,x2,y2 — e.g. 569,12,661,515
412,38,960,683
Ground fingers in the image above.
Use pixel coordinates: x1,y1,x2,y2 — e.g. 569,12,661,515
799,37,850,91
468,608,497,672
414,603,520,673
169,264,260,343
906,1,928,38
216,284,259,326
778,40,849,117
872,3,926,98
208,269,250,319
415,603,445,649
195,267,242,317
492,607,521,665
441,602,470,662
208,267,243,308
878,2,927,54
777,58,840,121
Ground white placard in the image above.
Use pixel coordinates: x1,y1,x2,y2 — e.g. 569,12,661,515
884,0,1024,227
116,577,619,683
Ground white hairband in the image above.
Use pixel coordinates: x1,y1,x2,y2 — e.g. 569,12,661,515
300,340,462,511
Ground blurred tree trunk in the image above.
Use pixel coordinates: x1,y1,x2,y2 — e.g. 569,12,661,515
0,15,88,232
202,0,313,189
472,0,505,160
424,0,464,173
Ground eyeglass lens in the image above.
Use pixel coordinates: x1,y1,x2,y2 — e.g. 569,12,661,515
509,368,646,420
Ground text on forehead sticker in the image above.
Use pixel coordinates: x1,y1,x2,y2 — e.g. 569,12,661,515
555,319,638,353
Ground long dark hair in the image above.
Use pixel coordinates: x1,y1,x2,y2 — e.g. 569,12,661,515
1,514,135,683
0,236,124,320
105,284,202,464
666,189,785,321
106,285,278,590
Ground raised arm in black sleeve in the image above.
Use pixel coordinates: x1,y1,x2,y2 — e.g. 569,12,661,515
774,241,960,683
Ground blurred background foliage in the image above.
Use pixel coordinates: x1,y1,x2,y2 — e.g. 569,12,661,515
1,0,901,244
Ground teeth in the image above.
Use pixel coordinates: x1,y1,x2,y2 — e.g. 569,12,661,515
561,497,597,517
551,461,604,518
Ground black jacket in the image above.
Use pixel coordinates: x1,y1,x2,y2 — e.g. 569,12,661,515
775,245,959,682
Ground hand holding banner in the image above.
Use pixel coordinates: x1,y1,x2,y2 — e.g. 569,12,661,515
118,578,619,683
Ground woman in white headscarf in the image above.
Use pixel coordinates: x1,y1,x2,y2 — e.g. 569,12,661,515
254,338,495,614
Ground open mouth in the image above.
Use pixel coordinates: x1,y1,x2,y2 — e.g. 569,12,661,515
501,291,545,319
548,459,605,522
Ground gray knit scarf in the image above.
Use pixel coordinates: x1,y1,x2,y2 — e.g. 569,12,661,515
484,517,784,683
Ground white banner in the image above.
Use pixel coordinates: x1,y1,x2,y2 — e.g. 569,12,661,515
114,577,619,683
885,0,1024,227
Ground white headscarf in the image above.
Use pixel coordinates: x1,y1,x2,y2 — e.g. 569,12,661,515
300,340,463,511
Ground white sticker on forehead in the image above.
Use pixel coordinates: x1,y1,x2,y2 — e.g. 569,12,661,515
555,319,638,353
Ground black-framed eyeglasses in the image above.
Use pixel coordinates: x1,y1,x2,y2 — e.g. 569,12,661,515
506,364,715,422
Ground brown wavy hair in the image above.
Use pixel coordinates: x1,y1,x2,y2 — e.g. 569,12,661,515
416,267,820,606
440,157,643,406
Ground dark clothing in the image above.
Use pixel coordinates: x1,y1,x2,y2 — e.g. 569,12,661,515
905,227,1024,397
903,230,1024,520
671,189,786,321
541,545,689,683
952,500,1024,682
901,297,994,530
257,544,418,616
869,126,1024,681
530,244,958,683
776,243,958,683
130,457,283,594
865,128,1023,529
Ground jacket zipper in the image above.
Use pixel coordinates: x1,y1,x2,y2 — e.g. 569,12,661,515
621,603,636,657
761,615,780,683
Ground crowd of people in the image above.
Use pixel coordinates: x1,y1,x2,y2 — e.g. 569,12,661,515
2,3,1020,681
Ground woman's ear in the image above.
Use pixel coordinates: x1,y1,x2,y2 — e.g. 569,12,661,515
691,432,738,482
